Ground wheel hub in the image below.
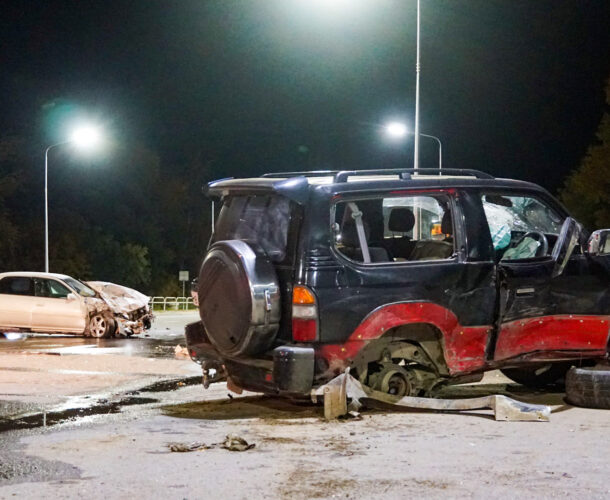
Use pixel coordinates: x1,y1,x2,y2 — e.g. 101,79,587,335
90,316,107,338
372,363,415,398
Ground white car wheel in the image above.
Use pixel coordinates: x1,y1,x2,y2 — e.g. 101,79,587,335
89,314,112,338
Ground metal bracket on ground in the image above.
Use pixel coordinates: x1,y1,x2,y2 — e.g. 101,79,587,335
314,372,551,422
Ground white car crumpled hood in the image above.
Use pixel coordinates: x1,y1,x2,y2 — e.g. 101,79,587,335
86,281,150,314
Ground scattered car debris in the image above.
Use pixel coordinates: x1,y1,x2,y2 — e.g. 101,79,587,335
221,434,255,451
174,344,189,358
168,441,210,452
315,371,552,422
168,434,255,453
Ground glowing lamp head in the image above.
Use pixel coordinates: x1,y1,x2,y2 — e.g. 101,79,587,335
385,122,408,139
70,125,102,149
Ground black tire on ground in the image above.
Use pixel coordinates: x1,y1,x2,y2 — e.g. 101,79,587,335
500,363,570,388
565,365,610,409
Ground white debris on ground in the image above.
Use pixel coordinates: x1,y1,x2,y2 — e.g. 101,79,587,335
174,345,190,358
168,434,255,453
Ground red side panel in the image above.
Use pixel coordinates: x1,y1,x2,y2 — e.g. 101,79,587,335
494,315,610,361
318,302,490,375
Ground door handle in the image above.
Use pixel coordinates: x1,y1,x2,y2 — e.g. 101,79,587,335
35,304,45,307
516,287,535,297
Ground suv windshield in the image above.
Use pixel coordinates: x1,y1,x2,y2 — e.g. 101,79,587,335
213,195,291,262
63,277,97,298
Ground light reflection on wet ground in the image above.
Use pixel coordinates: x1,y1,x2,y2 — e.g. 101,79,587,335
0,312,199,360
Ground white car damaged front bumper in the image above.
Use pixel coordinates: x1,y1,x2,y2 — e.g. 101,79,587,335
86,281,153,336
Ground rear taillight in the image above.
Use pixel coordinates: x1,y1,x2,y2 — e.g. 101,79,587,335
292,285,318,342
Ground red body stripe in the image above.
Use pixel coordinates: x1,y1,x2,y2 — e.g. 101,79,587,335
494,315,610,361
318,303,610,376
318,303,489,375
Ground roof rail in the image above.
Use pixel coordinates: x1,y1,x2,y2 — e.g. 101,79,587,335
333,168,494,183
261,170,340,179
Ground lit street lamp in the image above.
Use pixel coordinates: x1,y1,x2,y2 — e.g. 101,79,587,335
384,122,442,170
44,125,103,272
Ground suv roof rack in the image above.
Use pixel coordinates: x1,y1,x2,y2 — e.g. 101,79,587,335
261,170,340,179
334,168,494,183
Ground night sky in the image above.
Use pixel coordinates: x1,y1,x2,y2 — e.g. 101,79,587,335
1,0,609,191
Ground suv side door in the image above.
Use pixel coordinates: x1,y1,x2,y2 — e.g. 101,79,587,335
479,192,610,362
0,277,36,329
313,188,497,374
30,278,87,333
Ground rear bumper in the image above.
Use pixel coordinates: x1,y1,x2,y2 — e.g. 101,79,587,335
185,321,314,395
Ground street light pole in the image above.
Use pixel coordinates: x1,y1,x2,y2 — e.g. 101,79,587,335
44,142,68,273
44,125,103,272
413,0,421,171
420,133,442,171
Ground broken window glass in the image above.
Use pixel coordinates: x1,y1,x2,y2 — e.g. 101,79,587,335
481,194,564,259
214,195,291,262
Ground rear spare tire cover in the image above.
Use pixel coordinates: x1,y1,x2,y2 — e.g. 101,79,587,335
198,240,281,357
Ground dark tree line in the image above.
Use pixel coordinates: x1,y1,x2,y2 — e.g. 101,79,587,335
561,78,610,230
1,76,608,295
0,137,211,295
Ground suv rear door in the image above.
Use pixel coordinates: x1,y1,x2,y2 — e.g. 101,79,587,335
480,192,610,362
317,189,497,374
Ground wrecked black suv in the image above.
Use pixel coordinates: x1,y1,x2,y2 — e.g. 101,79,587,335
185,168,610,398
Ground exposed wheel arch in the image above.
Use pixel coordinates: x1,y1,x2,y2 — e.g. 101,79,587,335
351,323,450,377
349,323,451,397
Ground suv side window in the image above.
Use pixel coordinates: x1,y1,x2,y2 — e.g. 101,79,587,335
35,279,72,299
0,277,34,296
333,194,455,263
481,193,564,260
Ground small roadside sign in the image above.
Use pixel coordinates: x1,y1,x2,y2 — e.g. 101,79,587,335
179,270,189,282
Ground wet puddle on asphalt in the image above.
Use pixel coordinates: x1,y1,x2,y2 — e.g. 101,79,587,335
0,376,203,433
0,333,183,359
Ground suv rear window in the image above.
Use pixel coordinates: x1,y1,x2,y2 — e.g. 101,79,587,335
213,195,291,262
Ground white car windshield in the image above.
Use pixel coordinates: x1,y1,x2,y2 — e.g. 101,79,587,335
63,277,97,298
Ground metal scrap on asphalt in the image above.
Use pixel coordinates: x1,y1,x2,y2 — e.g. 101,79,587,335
314,371,552,422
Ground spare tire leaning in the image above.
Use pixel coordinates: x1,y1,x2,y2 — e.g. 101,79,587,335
565,365,610,410
198,240,281,357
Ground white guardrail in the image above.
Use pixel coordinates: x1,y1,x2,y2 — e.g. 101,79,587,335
150,296,196,311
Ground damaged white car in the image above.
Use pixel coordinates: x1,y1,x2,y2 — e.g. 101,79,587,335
0,272,153,338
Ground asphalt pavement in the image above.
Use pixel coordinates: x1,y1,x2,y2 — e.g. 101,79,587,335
0,311,201,418
1,312,609,499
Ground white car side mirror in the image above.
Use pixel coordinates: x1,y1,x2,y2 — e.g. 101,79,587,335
66,293,77,301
